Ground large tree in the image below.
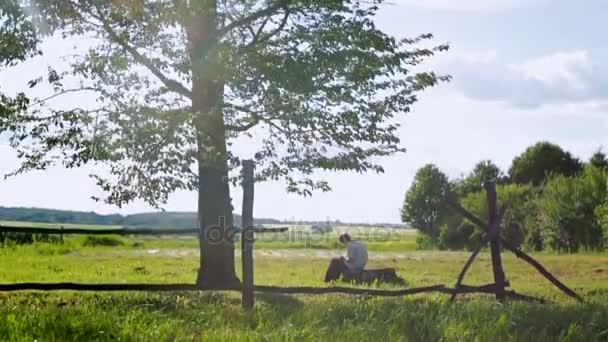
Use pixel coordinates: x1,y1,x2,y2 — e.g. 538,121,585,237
509,141,582,186
3,0,448,286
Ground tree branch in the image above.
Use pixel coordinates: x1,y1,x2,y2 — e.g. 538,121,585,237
218,1,287,37
92,6,192,99
29,87,100,107
225,118,260,132
246,8,290,48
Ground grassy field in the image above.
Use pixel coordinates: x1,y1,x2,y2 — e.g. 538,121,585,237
0,222,607,340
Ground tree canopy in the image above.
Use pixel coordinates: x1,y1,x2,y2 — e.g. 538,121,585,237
456,160,505,195
508,141,582,186
590,148,608,171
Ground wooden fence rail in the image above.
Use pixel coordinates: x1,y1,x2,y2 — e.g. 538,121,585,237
0,282,544,303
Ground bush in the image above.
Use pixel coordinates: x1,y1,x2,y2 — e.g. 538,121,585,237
595,203,608,247
415,234,437,250
34,233,63,244
0,232,34,246
0,232,64,247
458,184,534,249
82,236,124,247
438,222,477,251
536,166,606,252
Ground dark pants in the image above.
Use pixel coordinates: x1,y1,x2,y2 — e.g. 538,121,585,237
324,257,348,282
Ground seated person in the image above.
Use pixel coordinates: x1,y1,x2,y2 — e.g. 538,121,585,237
324,233,368,282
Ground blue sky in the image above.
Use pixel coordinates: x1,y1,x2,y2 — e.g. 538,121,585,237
1,0,607,223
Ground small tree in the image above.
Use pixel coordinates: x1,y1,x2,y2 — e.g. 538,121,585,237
456,160,505,196
401,164,450,241
589,148,608,171
509,141,582,186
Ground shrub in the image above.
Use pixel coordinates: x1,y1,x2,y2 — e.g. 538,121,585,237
536,166,606,252
438,222,477,251
34,233,63,244
595,203,608,247
415,234,437,250
458,184,534,249
82,236,124,247
0,232,34,246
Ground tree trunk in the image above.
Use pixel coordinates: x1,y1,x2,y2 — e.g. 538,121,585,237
196,162,239,288
185,1,239,288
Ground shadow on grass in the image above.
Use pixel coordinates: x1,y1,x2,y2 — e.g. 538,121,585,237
256,292,304,309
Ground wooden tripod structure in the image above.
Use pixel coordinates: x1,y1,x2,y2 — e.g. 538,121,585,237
446,182,584,303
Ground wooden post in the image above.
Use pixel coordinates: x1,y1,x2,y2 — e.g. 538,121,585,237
241,160,255,310
60,226,64,244
486,182,506,301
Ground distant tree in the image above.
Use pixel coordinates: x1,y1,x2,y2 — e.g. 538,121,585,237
401,164,451,241
589,148,608,171
509,142,582,186
456,160,505,196
4,0,449,286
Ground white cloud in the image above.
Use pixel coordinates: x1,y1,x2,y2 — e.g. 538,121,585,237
458,49,498,64
508,50,593,91
438,49,608,108
395,0,549,12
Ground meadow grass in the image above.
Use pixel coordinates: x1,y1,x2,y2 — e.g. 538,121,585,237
0,224,606,340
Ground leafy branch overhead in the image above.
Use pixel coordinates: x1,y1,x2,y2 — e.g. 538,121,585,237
3,0,449,207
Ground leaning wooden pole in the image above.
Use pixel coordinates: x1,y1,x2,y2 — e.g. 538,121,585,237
500,238,584,302
486,182,506,301
450,237,488,302
241,160,255,310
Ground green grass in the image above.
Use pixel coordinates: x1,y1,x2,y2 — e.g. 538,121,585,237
0,222,607,340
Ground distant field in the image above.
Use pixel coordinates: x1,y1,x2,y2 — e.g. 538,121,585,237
0,220,419,251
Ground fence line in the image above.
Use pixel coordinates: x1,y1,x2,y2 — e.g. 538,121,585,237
0,282,545,303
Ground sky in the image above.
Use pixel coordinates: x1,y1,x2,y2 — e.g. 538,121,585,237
1,0,607,223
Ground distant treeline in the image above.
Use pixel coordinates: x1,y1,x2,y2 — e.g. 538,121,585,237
402,141,608,253
0,207,404,229
0,207,268,228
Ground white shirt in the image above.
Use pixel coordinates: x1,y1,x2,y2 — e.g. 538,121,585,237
345,240,368,271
